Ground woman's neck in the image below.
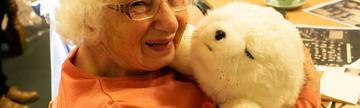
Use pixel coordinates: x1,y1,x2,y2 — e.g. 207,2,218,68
74,45,130,77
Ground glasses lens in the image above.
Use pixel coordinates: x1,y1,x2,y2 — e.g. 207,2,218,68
168,0,190,11
128,0,157,20
126,0,192,20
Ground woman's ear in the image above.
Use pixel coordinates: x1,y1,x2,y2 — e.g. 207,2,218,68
81,23,102,45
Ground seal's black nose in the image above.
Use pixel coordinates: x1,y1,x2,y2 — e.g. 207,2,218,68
215,30,226,41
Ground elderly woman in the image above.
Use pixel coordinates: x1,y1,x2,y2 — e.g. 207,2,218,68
49,0,321,107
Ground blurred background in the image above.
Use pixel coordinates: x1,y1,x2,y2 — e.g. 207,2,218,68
1,0,51,107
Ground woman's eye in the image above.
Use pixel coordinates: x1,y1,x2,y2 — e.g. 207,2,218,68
129,1,150,13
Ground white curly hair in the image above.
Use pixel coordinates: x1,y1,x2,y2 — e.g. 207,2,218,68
55,0,197,45
55,0,108,45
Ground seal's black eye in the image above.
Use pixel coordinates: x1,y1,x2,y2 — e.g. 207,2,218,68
215,30,226,41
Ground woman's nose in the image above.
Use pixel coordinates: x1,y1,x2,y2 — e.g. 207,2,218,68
152,2,179,33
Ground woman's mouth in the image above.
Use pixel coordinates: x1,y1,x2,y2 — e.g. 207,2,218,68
145,40,172,52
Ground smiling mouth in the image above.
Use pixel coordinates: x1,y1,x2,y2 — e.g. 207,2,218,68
145,39,173,52
206,44,213,52
145,40,170,46
245,48,254,59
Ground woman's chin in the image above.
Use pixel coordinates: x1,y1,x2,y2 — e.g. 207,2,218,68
143,55,175,71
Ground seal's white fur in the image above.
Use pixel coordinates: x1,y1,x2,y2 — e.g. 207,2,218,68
171,2,305,108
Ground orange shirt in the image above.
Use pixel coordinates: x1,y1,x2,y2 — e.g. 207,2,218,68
296,87,321,108
49,48,320,108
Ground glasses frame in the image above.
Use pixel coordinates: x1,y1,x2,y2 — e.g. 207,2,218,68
106,0,194,21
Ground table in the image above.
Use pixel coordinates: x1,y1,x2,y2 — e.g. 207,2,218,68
206,0,349,27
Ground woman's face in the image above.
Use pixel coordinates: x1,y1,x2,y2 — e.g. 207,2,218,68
98,0,188,71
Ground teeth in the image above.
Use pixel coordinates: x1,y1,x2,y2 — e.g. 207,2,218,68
146,40,169,46
146,41,158,46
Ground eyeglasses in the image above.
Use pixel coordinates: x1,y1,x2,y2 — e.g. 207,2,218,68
106,0,194,21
